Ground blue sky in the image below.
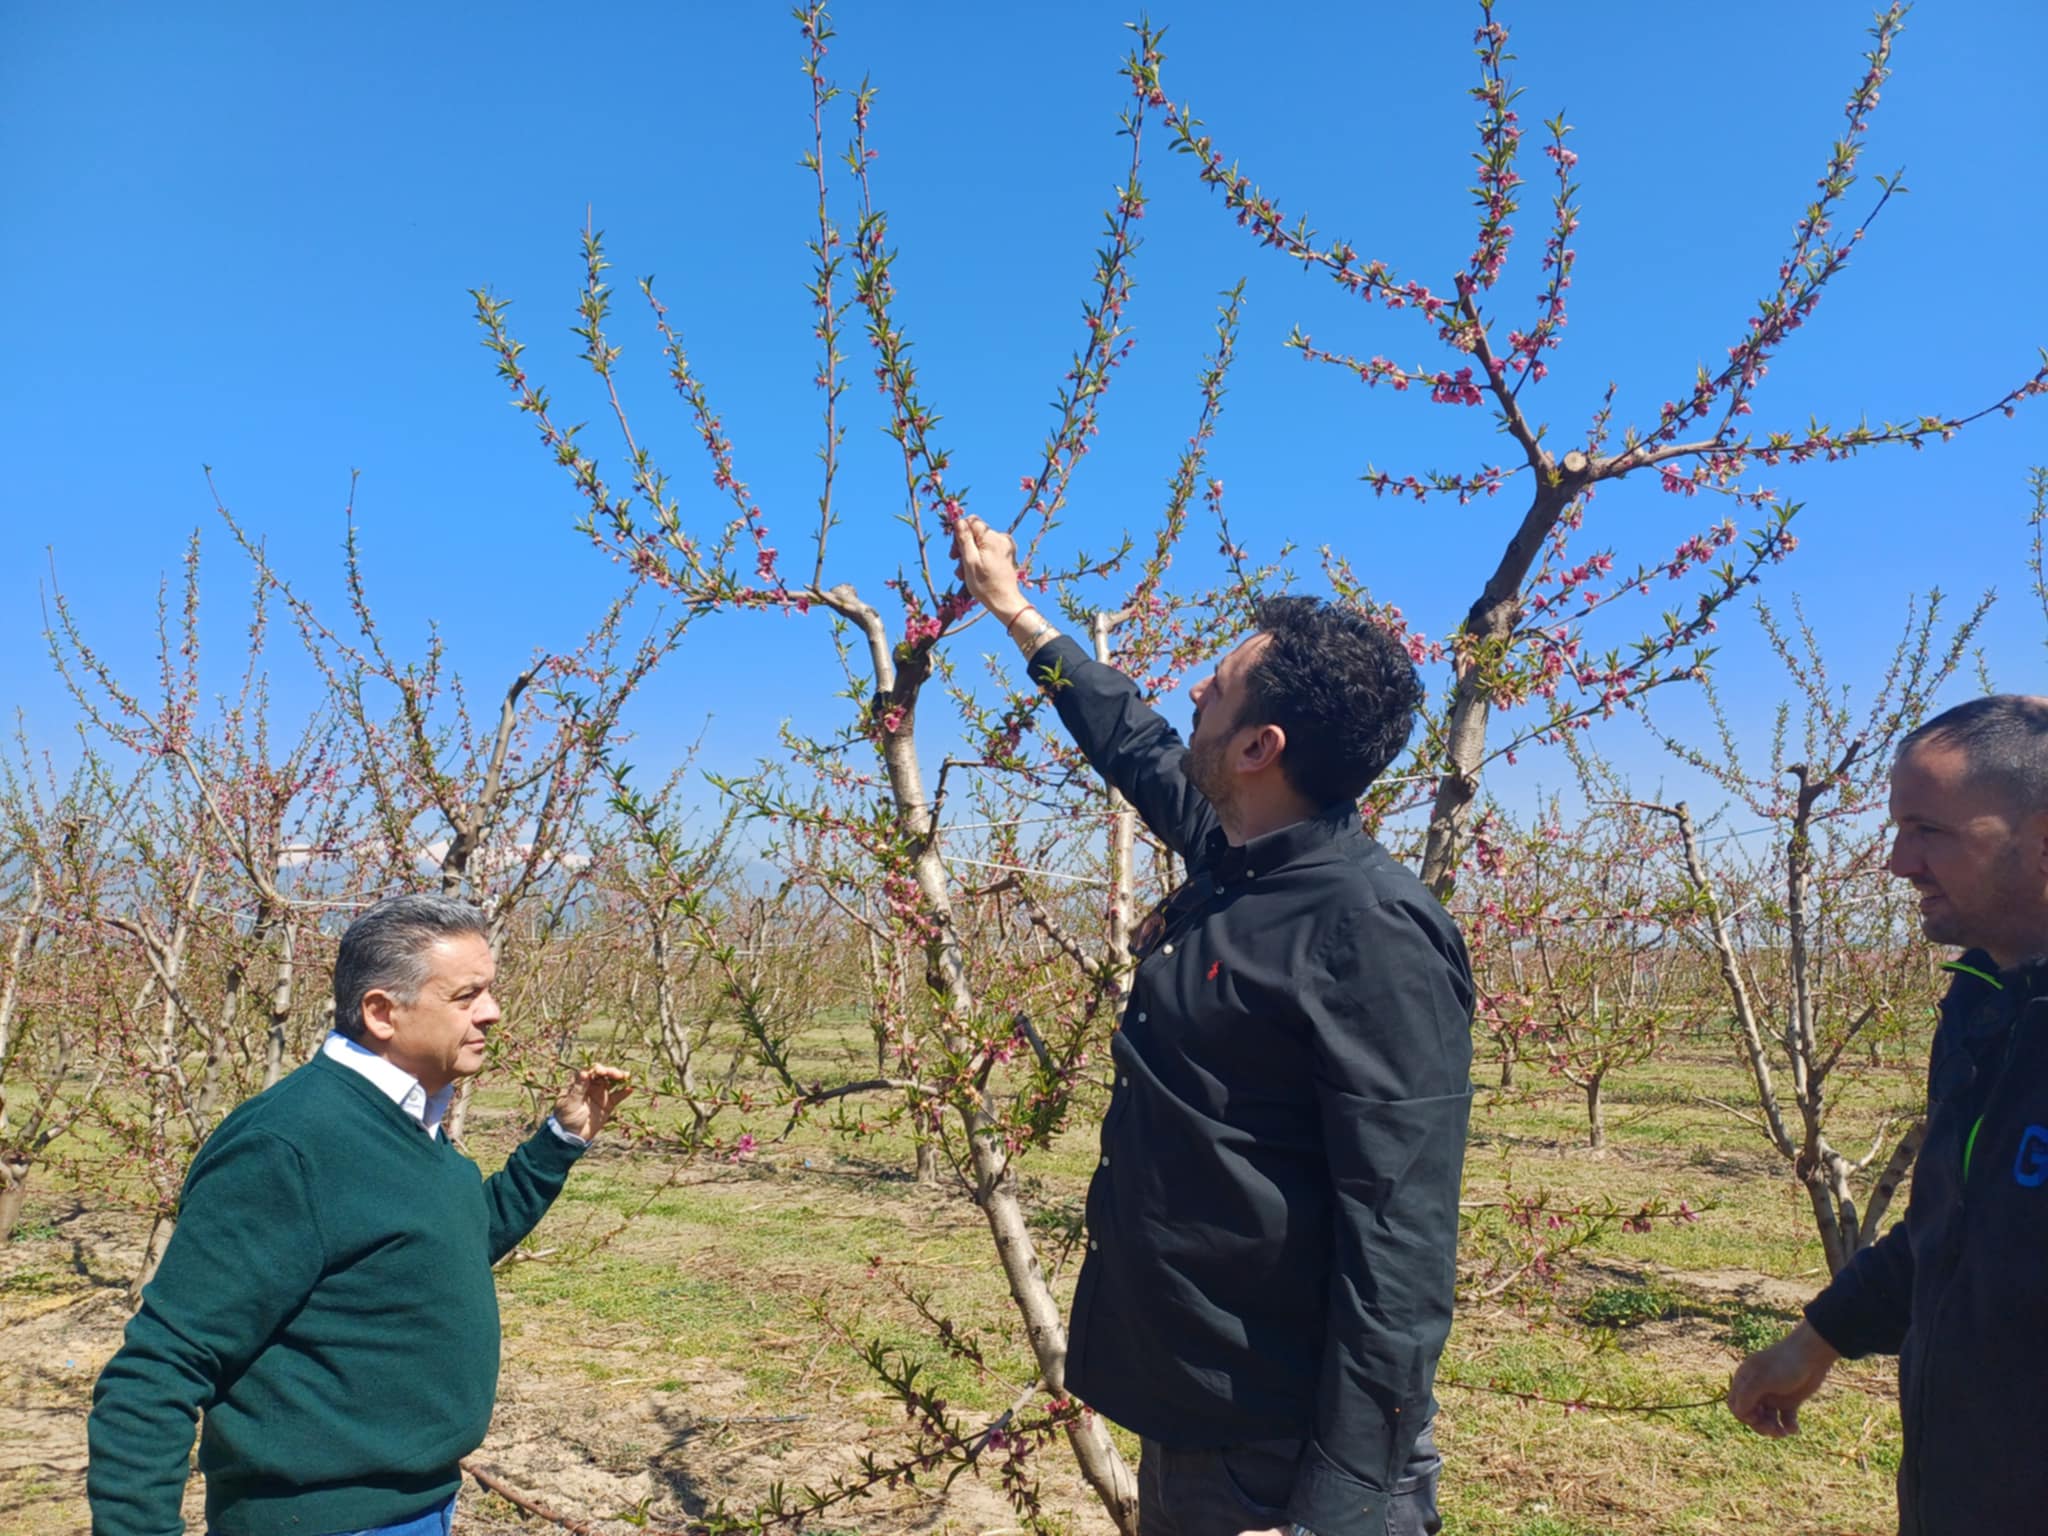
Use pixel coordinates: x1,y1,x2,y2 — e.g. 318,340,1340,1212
2,2,2043,815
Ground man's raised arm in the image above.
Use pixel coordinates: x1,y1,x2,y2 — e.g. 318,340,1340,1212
952,516,1219,859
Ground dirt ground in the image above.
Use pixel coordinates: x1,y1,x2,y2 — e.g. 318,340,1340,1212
0,1192,1105,1536
1,1062,1911,1535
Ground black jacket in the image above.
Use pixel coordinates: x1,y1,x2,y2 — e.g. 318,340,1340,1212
1032,636,1475,1536
1806,952,2048,1536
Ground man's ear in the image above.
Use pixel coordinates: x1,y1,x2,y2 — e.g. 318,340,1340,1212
2030,810,2048,880
1240,722,1288,774
357,989,399,1046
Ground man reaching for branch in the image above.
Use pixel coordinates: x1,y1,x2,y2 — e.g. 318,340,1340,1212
89,894,631,1536
955,518,1474,1536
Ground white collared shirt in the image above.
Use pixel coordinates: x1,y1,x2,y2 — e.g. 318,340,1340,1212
320,1033,587,1147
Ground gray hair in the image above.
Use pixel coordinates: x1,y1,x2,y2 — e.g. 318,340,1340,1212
332,893,488,1041
1898,694,2048,814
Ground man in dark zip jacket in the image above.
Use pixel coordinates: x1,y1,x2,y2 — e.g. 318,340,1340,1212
1729,695,2048,1536
954,516,1474,1536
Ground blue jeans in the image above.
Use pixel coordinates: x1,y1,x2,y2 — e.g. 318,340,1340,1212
261,1495,456,1536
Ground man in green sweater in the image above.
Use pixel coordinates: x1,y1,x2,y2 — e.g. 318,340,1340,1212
88,893,632,1536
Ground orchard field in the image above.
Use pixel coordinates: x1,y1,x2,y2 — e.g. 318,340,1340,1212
2,1020,1924,1536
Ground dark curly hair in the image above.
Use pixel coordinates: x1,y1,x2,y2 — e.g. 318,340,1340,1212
1236,595,1425,806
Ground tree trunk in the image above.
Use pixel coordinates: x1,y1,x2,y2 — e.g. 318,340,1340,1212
1586,1071,1607,1151
914,1138,940,1186
1805,1176,1852,1278
0,1162,31,1243
1418,479,1579,898
445,1078,474,1147
652,924,698,1100
264,920,297,1089
1667,803,1799,1161
1857,1118,1926,1249
1498,1045,1516,1089
0,879,44,1118
832,583,1139,1534
200,959,246,1121
130,1212,175,1309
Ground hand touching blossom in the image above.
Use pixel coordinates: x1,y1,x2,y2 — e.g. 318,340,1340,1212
950,516,1031,628
551,1065,633,1141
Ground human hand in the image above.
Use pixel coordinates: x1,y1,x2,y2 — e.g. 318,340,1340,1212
950,515,1030,628
552,1065,633,1141
1728,1319,1839,1437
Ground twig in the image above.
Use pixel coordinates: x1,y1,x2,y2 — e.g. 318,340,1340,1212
691,1412,811,1428
1695,1095,1775,1137
492,1246,561,1267
1012,1010,1055,1074
1437,1376,1724,1417
945,855,1110,887
462,1458,696,1535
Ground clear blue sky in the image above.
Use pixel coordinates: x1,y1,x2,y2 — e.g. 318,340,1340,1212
2,2,2043,807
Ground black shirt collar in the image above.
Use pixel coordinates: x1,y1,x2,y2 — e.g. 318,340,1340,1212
1947,949,2048,998
1202,800,1361,881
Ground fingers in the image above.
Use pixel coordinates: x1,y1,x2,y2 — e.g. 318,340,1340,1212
949,520,979,587
950,517,1012,564
1728,1363,1772,1434
979,519,1015,561
568,1066,634,1113
1728,1364,1803,1439
1727,1360,1759,1414
1728,1328,1833,1440
1737,1410,1772,1436
1729,1397,1783,1437
1746,1403,1797,1438
948,516,1027,610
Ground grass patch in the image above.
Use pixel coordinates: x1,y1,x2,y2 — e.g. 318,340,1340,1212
1579,1281,1681,1330
1720,1305,1791,1354
4,1028,1919,1534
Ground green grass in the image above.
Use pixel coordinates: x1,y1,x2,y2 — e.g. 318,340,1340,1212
3,1027,1922,1534
468,1029,1915,1531
1579,1281,1681,1330
1720,1305,1790,1354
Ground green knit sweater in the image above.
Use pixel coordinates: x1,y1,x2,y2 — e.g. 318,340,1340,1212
87,1053,584,1536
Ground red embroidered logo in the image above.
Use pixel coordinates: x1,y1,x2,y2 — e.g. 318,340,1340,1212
1206,961,1221,981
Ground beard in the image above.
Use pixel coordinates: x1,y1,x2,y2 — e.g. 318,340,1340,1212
1918,901,1968,949
1186,720,1235,818
1917,839,2038,957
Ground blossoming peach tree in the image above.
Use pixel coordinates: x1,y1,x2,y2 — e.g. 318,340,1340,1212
1463,752,1701,1150
217,477,695,1142
475,2,2041,1525
1149,0,2044,896
474,5,1196,1522
42,536,361,1295
0,732,120,1243
1641,589,1990,1272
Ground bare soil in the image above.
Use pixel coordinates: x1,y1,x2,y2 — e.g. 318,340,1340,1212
0,1193,1104,1536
